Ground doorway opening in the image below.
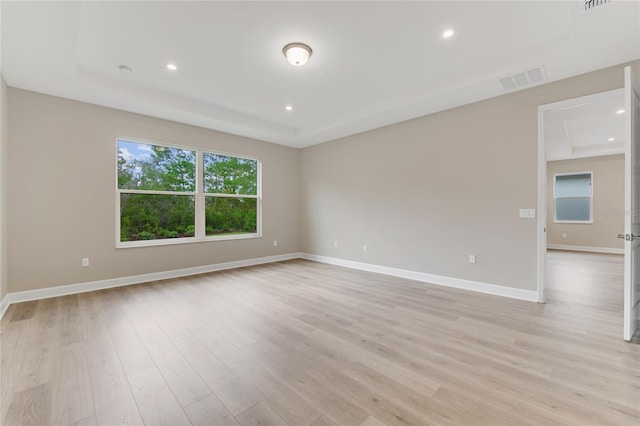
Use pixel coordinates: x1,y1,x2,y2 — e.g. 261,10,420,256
537,88,628,336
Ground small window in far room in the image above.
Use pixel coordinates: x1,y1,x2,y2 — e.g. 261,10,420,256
554,172,593,223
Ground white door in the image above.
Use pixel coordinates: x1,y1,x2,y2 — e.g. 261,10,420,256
623,66,640,342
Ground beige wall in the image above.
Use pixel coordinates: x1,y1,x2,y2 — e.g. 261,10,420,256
300,62,637,291
547,155,624,250
7,89,299,292
5,61,639,295
1,75,7,301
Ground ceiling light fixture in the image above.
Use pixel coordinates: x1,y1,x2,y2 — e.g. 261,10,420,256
118,65,132,74
442,29,455,39
283,43,312,67
616,108,625,114
285,105,293,111
608,137,616,142
166,63,177,71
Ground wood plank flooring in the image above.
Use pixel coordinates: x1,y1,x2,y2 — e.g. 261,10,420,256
1,252,639,425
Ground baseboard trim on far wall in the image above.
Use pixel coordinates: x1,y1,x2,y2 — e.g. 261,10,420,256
299,253,538,302
0,253,301,320
547,244,624,255
0,250,540,320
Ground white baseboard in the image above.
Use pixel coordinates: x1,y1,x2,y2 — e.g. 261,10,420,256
0,253,300,319
0,251,542,321
3,250,633,326
299,253,538,302
547,244,624,255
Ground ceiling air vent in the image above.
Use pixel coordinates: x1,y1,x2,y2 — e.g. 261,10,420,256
499,67,546,91
583,0,609,12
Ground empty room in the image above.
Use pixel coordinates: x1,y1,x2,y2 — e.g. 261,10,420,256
1,1,639,425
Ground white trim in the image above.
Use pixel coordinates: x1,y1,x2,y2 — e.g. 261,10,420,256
0,253,300,318
0,294,9,319
118,189,197,196
547,244,624,255
196,149,205,238
548,149,625,162
537,105,548,303
553,220,594,224
117,233,261,249
538,88,623,112
300,253,538,302
202,193,259,199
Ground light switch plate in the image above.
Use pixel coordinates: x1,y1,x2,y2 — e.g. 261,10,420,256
519,209,536,219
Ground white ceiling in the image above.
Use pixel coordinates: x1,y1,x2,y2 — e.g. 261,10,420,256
545,90,625,161
2,1,639,148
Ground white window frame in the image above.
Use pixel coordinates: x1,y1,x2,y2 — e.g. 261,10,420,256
116,137,262,248
553,171,593,224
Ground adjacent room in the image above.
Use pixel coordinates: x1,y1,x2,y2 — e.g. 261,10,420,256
543,90,626,319
1,1,639,425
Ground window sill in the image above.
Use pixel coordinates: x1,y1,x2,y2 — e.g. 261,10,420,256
553,220,593,224
117,233,261,249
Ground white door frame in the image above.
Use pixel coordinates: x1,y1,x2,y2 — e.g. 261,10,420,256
537,88,624,303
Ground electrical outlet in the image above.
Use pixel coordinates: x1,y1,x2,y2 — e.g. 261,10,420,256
469,255,476,264
82,258,90,267
362,244,368,252
273,240,278,246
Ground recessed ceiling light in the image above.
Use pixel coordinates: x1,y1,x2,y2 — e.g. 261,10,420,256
118,65,132,74
285,105,293,111
283,43,312,67
442,29,455,39
616,108,625,114
608,137,616,142
166,63,177,71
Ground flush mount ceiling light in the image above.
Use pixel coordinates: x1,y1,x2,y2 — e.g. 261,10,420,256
166,63,177,71
608,137,616,142
285,105,293,111
283,43,312,67
616,108,625,114
442,29,455,39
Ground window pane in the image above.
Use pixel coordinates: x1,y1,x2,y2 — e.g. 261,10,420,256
205,197,257,236
555,173,591,197
203,153,257,195
118,140,196,191
556,197,590,221
120,194,195,241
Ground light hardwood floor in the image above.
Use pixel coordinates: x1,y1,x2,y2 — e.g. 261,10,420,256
1,252,639,425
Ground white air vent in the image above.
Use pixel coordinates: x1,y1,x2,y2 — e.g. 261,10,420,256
500,77,516,91
583,0,609,12
499,67,546,91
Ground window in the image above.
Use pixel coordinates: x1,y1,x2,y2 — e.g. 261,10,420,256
203,153,258,236
117,139,260,247
554,172,593,223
